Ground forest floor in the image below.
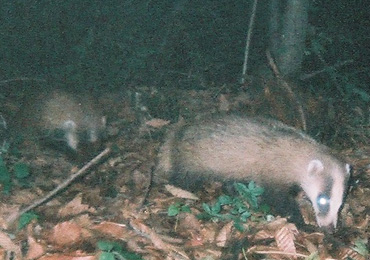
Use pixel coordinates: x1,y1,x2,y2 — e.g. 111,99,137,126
0,82,368,260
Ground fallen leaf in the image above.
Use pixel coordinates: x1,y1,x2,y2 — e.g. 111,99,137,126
146,118,170,128
129,219,191,259
58,194,96,218
93,221,133,239
49,221,85,246
165,185,199,200
216,221,233,247
275,223,299,259
0,230,21,258
26,235,45,259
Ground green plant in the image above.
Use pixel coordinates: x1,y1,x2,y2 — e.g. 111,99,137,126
98,240,143,260
351,239,369,258
199,182,268,231
18,212,39,230
167,202,192,217
0,156,30,194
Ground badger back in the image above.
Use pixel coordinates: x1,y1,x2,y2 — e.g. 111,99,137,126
155,116,350,230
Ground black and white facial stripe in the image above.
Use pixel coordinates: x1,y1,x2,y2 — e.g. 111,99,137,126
302,160,350,229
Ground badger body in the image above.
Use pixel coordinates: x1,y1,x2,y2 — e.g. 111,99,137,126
15,90,106,152
155,116,350,230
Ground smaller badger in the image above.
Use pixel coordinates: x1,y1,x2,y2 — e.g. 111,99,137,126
154,116,350,230
14,90,106,153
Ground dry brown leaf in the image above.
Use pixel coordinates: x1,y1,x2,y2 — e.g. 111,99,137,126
165,184,199,200
302,232,325,244
38,255,96,260
0,230,21,258
338,247,367,260
253,229,275,241
49,221,85,246
193,248,223,260
265,217,288,231
200,223,218,244
130,219,169,250
275,223,299,259
186,232,204,247
177,213,202,234
216,221,233,247
8,189,39,204
0,204,20,230
58,193,96,218
0,249,5,260
93,221,133,239
247,245,309,259
302,238,318,254
129,219,191,260
74,214,93,227
146,118,170,128
26,235,45,259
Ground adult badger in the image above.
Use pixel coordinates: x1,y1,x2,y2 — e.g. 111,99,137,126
13,89,106,154
154,116,351,230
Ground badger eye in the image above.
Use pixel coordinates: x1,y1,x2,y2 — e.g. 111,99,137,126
316,194,330,215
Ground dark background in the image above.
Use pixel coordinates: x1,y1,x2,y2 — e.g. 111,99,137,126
0,0,368,93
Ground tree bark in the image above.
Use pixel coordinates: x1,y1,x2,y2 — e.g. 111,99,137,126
269,0,309,76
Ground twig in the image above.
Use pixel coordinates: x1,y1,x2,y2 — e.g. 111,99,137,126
266,50,307,131
241,0,258,84
253,249,308,258
7,147,111,225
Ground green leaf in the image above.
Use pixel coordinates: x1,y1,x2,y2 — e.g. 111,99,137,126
18,212,39,230
234,182,247,194
210,201,222,214
218,195,232,205
14,163,30,179
168,204,180,217
99,252,115,260
97,240,115,251
351,239,369,257
240,211,252,222
248,181,256,190
202,203,212,214
98,240,143,260
233,220,245,232
306,252,320,260
181,205,191,213
201,182,267,231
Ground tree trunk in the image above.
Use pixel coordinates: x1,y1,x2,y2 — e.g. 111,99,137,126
269,0,309,76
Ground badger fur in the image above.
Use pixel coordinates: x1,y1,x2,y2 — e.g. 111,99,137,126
155,116,350,230
14,90,106,152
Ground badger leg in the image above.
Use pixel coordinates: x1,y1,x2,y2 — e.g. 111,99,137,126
262,184,306,227
63,120,78,150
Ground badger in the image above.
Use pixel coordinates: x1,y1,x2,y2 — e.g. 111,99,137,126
154,116,351,230
14,90,106,153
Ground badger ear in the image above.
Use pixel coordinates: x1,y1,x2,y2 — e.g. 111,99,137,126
308,159,324,176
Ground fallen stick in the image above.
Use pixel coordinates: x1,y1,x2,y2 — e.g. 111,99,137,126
7,147,111,226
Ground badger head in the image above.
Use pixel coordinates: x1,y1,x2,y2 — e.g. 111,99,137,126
301,159,351,231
